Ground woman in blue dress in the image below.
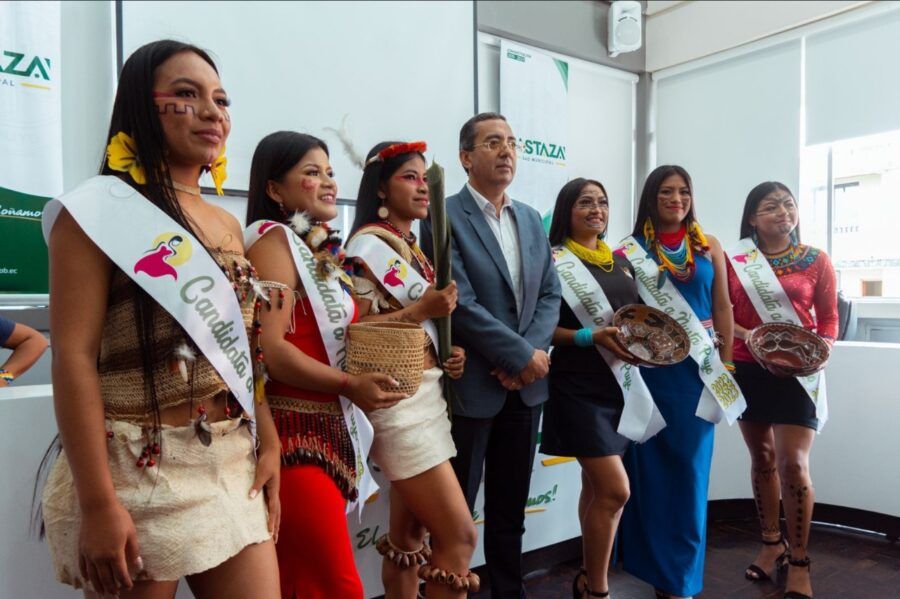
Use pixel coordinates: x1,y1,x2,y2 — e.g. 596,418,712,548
618,165,735,598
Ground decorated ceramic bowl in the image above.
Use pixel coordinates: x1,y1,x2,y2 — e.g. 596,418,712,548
746,322,830,378
612,304,691,366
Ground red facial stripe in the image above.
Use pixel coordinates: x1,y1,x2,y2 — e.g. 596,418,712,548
394,174,426,186
152,92,180,99
300,178,317,191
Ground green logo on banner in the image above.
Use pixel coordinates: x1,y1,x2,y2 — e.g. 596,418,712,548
521,139,567,160
0,50,51,81
506,49,526,63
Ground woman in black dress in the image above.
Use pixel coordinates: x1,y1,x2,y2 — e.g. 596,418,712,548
541,178,640,599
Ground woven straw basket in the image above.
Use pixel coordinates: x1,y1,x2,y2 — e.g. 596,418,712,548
346,322,425,395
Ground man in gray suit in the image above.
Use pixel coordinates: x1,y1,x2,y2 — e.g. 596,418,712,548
421,112,561,598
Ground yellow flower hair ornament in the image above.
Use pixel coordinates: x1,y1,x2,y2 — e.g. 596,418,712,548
106,132,146,185
207,147,227,196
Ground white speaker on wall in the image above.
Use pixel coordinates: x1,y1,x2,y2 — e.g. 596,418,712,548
608,0,642,57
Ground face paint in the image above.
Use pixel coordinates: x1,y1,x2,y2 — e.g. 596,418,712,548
300,177,317,192
393,174,426,187
152,92,230,120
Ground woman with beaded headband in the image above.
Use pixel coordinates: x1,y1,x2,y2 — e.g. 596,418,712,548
346,141,479,598
542,178,641,599
727,182,837,599
38,40,280,597
616,165,734,599
244,131,408,598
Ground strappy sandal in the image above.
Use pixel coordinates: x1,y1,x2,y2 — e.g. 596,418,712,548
572,570,609,597
572,568,588,599
784,556,812,599
745,535,789,581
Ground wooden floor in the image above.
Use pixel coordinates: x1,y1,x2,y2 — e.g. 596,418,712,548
474,519,900,598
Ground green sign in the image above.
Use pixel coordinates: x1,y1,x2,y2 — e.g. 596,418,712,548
0,186,49,293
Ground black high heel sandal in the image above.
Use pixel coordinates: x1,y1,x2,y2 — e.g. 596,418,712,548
572,568,587,599
784,556,812,599
572,568,610,598
745,535,789,581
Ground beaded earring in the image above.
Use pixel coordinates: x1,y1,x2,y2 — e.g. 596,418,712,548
751,226,759,247
377,204,390,220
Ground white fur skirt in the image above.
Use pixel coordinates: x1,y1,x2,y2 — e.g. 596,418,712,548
42,418,270,589
367,367,457,481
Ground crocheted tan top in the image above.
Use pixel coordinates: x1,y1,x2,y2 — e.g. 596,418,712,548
98,249,255,419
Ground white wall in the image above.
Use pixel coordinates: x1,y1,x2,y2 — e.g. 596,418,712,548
60,0,115,192
645,0,872,72
710,342,900,518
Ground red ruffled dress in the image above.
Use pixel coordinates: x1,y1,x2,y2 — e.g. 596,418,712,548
266,295,363,599
726,245,838,429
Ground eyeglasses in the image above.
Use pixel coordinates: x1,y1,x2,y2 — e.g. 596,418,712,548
574,199,608,210
467,139,523,153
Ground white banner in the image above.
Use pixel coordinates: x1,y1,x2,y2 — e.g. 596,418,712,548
728,238,828,430
0,0,62,293
500,39,568,228
349,450,582,598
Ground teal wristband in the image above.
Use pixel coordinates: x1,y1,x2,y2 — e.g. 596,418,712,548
573,328,594,348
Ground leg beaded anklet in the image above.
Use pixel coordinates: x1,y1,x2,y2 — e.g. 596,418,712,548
374,534,432,569
417,565,481,593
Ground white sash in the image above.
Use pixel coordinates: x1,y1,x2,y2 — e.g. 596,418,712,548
344,233,439,350
553,247,665,442
728,238,828,430
620,236,746,424
42,176,256,420
245,221,377,513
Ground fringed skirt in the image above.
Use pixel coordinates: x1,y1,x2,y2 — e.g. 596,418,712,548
42,418,270,589
270,398,359,501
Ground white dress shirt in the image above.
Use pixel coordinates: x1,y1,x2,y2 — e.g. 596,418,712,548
466,182,524,315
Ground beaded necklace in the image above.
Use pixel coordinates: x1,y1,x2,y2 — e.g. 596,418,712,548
763,244,818,277
563,237,615,272
656,231,696,283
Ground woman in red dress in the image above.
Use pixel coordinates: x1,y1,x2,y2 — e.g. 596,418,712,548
727,181,838,599
245,131,406,599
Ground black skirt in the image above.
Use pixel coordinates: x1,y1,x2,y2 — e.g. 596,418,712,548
540,369,630,458
735,360,819,430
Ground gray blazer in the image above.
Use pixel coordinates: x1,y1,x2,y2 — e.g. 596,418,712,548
421,185,561,418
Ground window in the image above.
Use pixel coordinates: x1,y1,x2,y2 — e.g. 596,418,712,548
800,129,900,298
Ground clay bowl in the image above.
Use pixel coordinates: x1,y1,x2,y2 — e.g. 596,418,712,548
612,304,691,367
746,322,830,378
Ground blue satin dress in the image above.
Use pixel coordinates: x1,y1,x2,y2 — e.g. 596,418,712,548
619,236,716,597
